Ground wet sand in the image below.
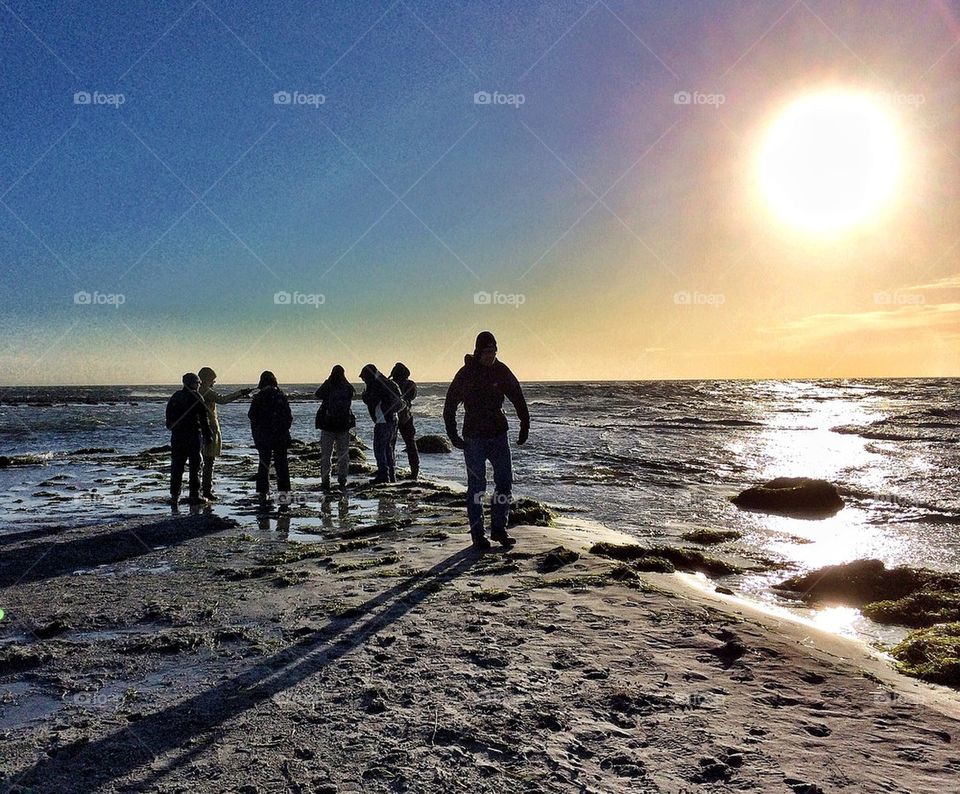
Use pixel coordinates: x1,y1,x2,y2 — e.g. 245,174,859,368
1,481,958,793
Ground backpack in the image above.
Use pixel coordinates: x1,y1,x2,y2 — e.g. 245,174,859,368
316,382,355,432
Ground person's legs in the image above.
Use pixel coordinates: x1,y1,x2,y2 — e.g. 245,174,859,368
372,424,389,482
488,433,514,536
463,437,488,542
399,419,419,478
201,457,215,498
386,420,398,483
274,444,291,493
256,445,272,495
335,431,350,485
319,431,334,486
187,446,202,501
170,445,187,500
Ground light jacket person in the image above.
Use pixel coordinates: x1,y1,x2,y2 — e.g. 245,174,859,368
248,371,293,503
165,372,213,505
443,331,529,550
315,365,356,490
197,366,251,500
389,362,419,479
359,364,405,484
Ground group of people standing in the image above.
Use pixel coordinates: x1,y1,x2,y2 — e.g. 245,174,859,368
164,331,530,550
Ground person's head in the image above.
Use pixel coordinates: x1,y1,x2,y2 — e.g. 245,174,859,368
389,362,410,381
257,370,278,390
359,364,378,383
474,331,498,367
182,372,201,391
330,364,346,381
198,366,216,386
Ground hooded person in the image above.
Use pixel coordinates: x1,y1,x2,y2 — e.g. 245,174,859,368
247,370,293,504
314,364,356,490
197,366,252,500
165,372,213,505
443,331,530,550
389,362,419,479
359,364,405,484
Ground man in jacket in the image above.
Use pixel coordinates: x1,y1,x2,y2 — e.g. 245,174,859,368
315,364,356,490
443,331,530,550
198,366,251,501
165,372,213,505
359,364,404,484
248,370,293,504
389,362,419,479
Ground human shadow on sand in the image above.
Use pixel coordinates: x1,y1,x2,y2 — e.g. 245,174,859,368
0,513,235,589
5,547,478,792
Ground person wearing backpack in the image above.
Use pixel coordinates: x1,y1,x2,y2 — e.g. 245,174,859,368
248,370,294,504
359,364,405,484
314,364,356,491
389,362,419,480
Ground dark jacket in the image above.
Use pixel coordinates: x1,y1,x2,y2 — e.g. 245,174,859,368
361,373,405,423
390,367,417,426
166,387,212,447
248,385,293,449
315,378,356,433
444,356,530,440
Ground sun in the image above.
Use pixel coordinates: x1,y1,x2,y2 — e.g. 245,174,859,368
758,90,901,233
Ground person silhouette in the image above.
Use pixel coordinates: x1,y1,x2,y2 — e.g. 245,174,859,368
443,331,529,550
315,364,356,491
390,362,419,479
197,366,251,500
359,364,404,484
248,371,293,506
165,373,213,506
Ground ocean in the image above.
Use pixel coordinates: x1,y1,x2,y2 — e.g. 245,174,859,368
1,378,958,645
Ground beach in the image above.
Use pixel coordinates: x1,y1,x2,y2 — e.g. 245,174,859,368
2,478,958,793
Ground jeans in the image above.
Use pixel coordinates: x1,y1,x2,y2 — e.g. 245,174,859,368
256,444,291,495
320,430,350,483
202,458,215,497
463,433,512,539
398,418,419,477
170,438,202,499
372,421,398,482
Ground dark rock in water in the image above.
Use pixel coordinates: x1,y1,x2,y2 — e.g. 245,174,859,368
775,559,960,628
732,477,843,518
590,542,740,576
67,447,117,456
891,622,960,686
538,546,580,573
415,434,453,454
0,456,7,469
682,528,742,545
143,445,172,455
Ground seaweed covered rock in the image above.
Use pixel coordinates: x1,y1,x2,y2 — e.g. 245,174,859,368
590,542,740,576
732,477,843,518
538,546,580,573
891,623,960,686
681,528,742,545
774,559,960,627
508,498,554,527
416,435,453,454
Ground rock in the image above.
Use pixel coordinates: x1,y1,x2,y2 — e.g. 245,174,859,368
415,434,453,454
538,546,580,573
891,622,960,686
732,477,843,518
508,498,554,527
590,542,740,576
774,559,960,627
682,528,742,545
142,445,171,455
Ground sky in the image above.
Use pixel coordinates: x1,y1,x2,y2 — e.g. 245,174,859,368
1,0,959,385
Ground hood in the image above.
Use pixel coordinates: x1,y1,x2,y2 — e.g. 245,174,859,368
390,362,410,381
257,370,278,389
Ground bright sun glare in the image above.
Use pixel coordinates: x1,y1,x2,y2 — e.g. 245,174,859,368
759,90,901,233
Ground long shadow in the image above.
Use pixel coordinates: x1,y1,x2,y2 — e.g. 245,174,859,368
5,547,477,792
0,514,234,589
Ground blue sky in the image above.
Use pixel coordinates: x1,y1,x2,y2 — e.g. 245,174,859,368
1,1,958,383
